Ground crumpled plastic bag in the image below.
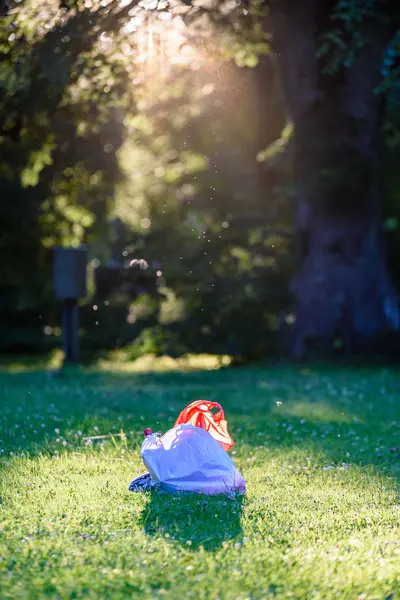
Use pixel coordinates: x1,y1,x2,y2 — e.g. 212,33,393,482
140,424,246,496
174,400,234,451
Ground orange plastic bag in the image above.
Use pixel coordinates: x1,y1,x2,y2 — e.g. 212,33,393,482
174,400,234,451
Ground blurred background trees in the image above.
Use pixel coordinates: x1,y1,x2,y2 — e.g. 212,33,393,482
1,0,400,362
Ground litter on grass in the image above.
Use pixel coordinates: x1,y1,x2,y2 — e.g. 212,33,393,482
174,400,234,451
129,400,246,496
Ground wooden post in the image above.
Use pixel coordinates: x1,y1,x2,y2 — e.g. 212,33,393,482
54,246,87,364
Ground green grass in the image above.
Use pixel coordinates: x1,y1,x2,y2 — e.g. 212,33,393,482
1,359,400,599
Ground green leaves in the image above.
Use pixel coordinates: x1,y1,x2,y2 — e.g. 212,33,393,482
257,121,294,164
332,0,376,25
317,0,397,75
21,136,56,188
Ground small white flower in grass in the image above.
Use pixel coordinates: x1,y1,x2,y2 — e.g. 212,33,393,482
94,426,99,432
55,428,60,434
62,440,67,447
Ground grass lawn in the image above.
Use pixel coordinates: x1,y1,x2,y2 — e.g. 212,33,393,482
1,357,400,599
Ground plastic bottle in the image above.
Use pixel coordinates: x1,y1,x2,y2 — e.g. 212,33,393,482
141,428,163,483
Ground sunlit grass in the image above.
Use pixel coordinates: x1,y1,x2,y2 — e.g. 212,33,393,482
97,352,232,372
0,349,64,373
1,361,400,598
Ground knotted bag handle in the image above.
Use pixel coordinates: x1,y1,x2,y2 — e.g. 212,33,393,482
198,401,224,421
175,400,224,419
174,400,233,451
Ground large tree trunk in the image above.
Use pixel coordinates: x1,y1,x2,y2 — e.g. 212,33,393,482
269,0,400,357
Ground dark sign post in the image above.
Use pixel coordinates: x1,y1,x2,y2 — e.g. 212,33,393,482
53,246,87,363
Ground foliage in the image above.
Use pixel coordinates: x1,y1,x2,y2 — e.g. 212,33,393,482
0,0,290,359
2,0,400,358
108,8,291,360
0,0,135,350
1,362,400,597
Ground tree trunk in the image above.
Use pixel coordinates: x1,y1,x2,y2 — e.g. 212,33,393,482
269,1,400,357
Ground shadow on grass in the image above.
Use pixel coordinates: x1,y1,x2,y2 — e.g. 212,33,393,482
141,489,243,551
2,362,400,512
